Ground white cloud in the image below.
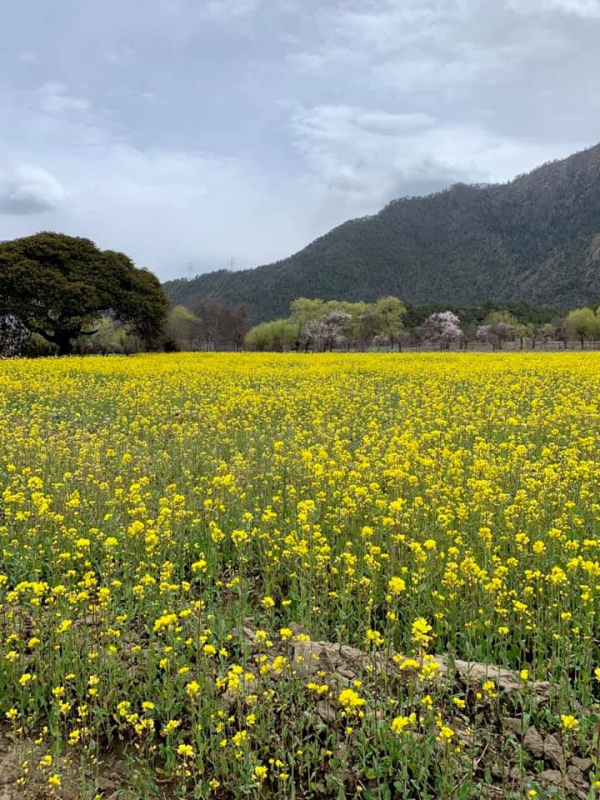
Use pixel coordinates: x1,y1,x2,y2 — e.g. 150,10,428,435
0,84,313,272
0,164,66,215
290,103,585,204
200,0,263,20
508,0,600,17
45,143,315,272
287,0,570,96
106,47,135,66
294,107,434,139
38,83,91,115
286,52,326,73
0,0,599,278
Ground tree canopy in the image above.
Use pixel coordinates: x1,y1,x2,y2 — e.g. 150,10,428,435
245,296,406,351
243,295,592,352
0,232,168,354
565,307,600,346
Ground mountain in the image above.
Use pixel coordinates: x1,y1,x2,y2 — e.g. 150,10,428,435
164,144,600,323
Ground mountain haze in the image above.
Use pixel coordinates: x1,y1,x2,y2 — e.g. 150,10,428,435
164,144,600,323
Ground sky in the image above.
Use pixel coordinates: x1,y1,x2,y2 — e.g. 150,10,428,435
1,0,599,281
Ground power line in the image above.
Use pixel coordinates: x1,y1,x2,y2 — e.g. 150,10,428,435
164,262,195,305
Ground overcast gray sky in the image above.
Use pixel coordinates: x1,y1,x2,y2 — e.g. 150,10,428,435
1,0,599,280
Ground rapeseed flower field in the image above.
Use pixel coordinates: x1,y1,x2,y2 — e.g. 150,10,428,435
1,353,600,798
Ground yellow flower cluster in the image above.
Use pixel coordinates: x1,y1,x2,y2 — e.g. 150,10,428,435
0,352,599,795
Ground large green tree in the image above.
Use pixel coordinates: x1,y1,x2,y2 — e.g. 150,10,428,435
0,232,168,355
373,296,406,349
565,307,600,348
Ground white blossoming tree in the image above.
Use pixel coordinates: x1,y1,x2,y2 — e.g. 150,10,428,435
421,311,463,349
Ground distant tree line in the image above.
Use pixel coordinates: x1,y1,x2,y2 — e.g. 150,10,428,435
5,287,600,356
165,302,247,351
243,297,600,352
3,230,600,357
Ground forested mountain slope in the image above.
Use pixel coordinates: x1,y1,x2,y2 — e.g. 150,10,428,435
164,144,600,322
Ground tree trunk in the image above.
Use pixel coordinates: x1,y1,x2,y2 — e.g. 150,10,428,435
56,333,74,356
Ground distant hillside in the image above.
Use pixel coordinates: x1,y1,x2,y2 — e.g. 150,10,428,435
164,144,600,323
